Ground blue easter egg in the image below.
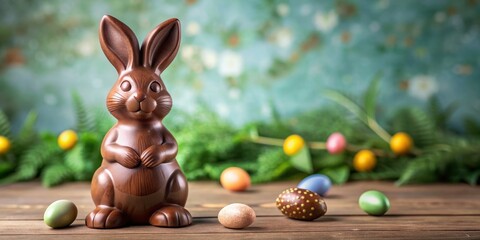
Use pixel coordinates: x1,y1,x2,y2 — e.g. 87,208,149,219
297,174,332,196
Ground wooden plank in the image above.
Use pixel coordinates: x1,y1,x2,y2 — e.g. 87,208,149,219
1,215,480,234
0,231,479,240
1,181,480,220
1,181,480,239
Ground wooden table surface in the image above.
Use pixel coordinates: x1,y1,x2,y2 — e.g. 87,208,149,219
0,181,479,239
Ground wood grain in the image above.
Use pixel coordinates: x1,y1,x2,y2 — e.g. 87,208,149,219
0,181,479,239
1,232,479,240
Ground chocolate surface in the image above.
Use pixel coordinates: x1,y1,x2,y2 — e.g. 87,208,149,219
85,15,191,229
276,187,327,221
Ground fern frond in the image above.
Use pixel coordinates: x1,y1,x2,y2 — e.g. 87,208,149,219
0,111,39,163
363,73,382,119
252,149,290,183
396,155,440,185
41,164,73,187
324,90,367,123
17,112,38,141
92,109,114,134
410,109,437,146
0,162,15,178
79,132,103,179
0,110,11,137
72,92,96,132
11,112,38,153
428,97,458,130
65,144,87,180
396,141,480,185
324,89,391,142
1,142,62,184
464,116,480,137
391,108,436,147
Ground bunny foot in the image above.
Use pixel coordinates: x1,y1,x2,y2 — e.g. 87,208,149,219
149,205,192,227
85,207,127,229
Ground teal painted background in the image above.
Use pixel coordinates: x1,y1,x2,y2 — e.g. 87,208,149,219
0,0,479,132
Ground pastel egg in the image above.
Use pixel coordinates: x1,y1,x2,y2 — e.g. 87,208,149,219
220,167,251,192
326,132,347,154
276,188,327,221
297,174,332,197
44,200,78,228
218,203,256,229
358,190,390,216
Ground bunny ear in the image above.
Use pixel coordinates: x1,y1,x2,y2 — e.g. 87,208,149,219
141,18,181,75
99,15,140,74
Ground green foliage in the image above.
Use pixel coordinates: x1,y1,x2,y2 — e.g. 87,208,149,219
251,148,292,183
324,90,368,124
0,110,11,137
173,110,241,180
314,154,346,169
290,146,313,173
17,112,37,140
396,142,480,185
65,144,87,180
324,78,480,186
313,153,351,184
363,73,382,119
92,109,115,134
42,164,73,187
320,165,350,185
1,137,62,184
464,116,480,137
0,111,42,179
255,106,362,147
11,112,38,154
428,97,458,131
172,110,294,183
0,94,109,187
72,91,96,133
1,78,479,187
390,108,437,147
0,161,15,178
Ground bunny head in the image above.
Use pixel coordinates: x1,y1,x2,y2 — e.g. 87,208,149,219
100,15,180,122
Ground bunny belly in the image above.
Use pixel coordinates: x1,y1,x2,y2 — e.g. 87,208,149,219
104,160,179,195
114,127,164,154
102,161,180,223
112,181,166,224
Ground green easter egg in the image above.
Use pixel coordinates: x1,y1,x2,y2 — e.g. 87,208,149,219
358,190,390,216
44,200,78,228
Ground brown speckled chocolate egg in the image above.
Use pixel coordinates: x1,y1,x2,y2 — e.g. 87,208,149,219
276,187,327,221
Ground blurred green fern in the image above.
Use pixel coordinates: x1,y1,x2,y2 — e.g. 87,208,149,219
0,81,479,187
0,93,110,187
72,91,96,133
42,164,73,187
326,77,480,185
390,108,437,147
0,110,11,137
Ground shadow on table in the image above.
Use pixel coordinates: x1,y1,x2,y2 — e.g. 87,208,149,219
315,216,340,223
324,194,343,199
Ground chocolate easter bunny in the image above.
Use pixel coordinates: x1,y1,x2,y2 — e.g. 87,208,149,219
85,15,192,228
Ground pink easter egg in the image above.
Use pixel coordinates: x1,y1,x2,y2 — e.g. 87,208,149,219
326,132,347,154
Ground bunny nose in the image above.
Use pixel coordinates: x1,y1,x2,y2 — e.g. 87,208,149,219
134,93,146,102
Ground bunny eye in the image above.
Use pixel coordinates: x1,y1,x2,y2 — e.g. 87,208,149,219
150,81,161,93
120,81,131,92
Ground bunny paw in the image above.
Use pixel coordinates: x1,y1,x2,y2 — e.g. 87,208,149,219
149,205,192,227
85,207,127,229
